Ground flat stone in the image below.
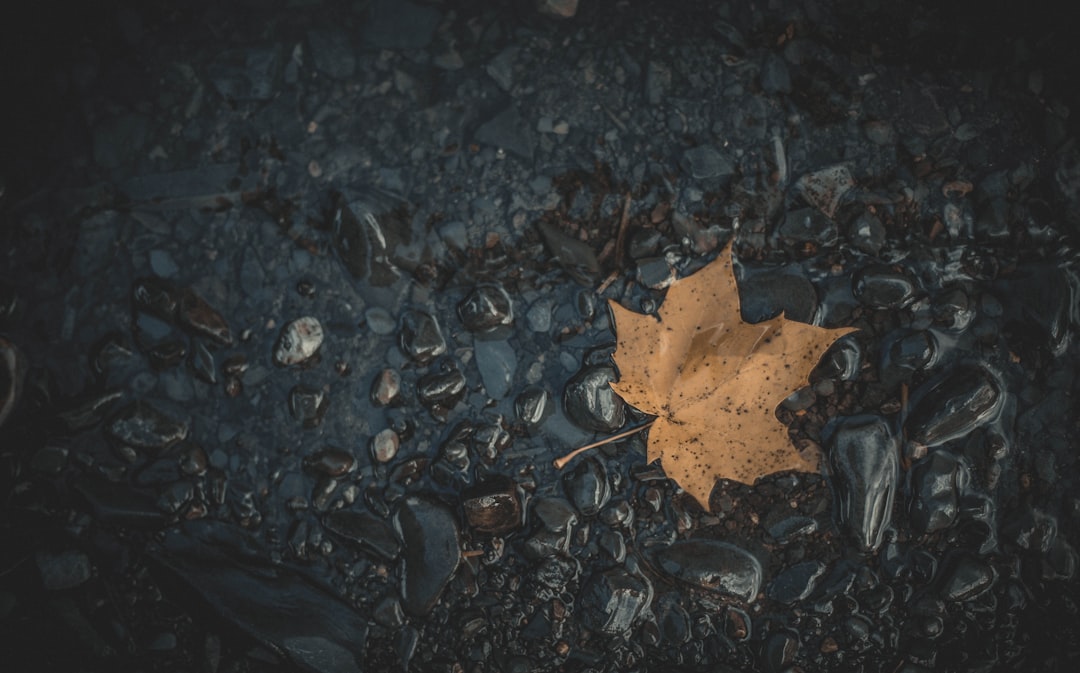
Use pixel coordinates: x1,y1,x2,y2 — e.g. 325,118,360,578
680,145,735,181
474,339,516,400
396,495,461,617
475,106,535,161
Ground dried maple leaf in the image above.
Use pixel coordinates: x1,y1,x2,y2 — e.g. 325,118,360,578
609,242,856,510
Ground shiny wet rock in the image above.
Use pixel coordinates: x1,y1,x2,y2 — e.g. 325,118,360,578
457,284,513,332
395,495,461,617
107,401,189,451
904,363,1004,448
825,414,898,553
563,364,625,433
653,539,762,603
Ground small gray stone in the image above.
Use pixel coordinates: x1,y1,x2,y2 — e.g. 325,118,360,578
680,145,735,181
149,250,179,278
526,299,553,333
365,307,396,336
475,106,535,161
474,339,516,400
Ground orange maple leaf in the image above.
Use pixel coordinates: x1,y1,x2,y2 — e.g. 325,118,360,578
609,241,856,509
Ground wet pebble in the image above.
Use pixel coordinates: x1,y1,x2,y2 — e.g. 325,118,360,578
904,363,1004,448
457,284,513,332
653,539,762,602
289,385,329,428
515,386,552,428
525,300,553,333
374,595,405,629
395,495,461,616
322,509,401,560
365,307,397,336
107,401,189,451
937,552,996,602
562,456,610,517
825,414,898,552
636,257,676,290
371,368,401,406
56,389,124,433
178,442,208,477
680,144,735,181
188,340,217,384
303,447,355,477
399,310,446,364
178,288,233,346
563,364,625,433
763,629,799,673
462,477,522,534
132,277,179,322
853,266,918,308
777,207,837,247
909,451,969,534
531,496,578,533
848,211,886,255
767,560,828,604
579,569,652,635
417,364,467,410
273,317,324,367
370,428,400,463
474,339,516,400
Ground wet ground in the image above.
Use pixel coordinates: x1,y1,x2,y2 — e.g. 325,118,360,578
2,0,1080,671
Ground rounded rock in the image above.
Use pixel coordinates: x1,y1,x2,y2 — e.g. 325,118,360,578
653,539,762,603
274,317,324,367
562,457,610,517
370,428,400,463
457,284,513,332
563,364,625,433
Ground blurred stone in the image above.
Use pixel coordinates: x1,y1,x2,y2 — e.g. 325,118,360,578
361,0,441,49
537,0,578,18
37,550,92,591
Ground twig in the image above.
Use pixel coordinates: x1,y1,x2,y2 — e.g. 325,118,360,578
615,192,632,269
596,270,620,295
552,418,656,469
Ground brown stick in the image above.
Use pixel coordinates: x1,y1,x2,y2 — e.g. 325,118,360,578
615,192,632,269
552,418,656,469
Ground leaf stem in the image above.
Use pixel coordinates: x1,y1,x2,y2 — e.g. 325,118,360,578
552,418,657,470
